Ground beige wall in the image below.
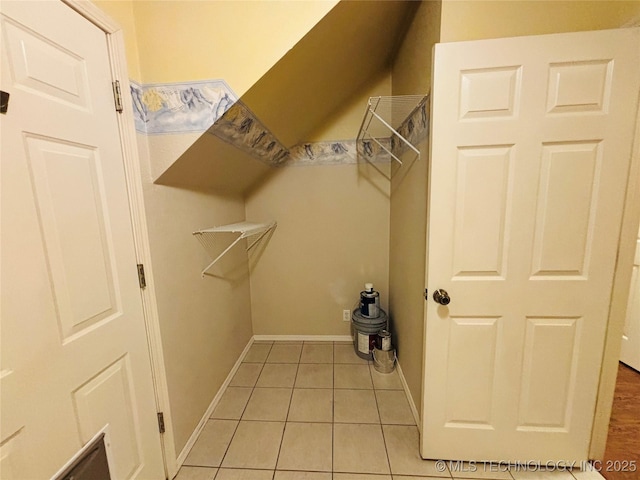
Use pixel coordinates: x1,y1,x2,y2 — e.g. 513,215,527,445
131,0,337,93
244,70,392,336
137,135,254,453
389,0,442,417
307,72,392,142
245,160,391,335
440,0,640,42
93,0,142,79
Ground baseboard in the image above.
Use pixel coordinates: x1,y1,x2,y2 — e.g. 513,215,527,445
253,334,353,342
396,359,421,432
176,336,255,466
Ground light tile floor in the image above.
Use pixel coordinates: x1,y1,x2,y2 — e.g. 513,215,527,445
176,341,604,480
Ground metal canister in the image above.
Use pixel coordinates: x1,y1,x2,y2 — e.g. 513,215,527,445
378,329,391,351
360,283,380,318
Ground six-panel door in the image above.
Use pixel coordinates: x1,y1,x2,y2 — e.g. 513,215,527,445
423,28,640,462
0,2,165,478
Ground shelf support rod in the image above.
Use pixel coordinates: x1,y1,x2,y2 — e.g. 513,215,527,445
246,226,273,251
198,235,244,277
367,133,403,165
195,222,276,276
369,108,420,156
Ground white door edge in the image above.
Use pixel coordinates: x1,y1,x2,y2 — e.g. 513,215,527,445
589,74,640,460
61,1,177,477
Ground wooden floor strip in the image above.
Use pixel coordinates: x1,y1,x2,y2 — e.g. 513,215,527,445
602,362,640,480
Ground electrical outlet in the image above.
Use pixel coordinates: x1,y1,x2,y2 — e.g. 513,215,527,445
342,309,351,322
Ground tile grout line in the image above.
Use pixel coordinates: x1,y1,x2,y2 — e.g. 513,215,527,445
189,339,527,480
185,343,269,471
180,338,258,469
215,342,273,476
272,342,302,474
270,343,281,480
369,362,393,477
332,341,336,477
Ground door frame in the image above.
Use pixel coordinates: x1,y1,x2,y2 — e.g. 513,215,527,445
590,84,640,459
61,1,177,477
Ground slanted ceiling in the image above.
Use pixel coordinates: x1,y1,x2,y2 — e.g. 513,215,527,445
155,0,417,195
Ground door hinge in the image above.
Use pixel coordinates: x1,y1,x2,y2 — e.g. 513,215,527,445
157,412,165,434
112,80,123,113
137,264,146,289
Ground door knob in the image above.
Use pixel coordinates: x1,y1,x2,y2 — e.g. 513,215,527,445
433,289,450,305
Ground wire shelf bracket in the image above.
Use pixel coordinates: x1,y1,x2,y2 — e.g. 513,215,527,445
193,221,277,277
357,95,427,167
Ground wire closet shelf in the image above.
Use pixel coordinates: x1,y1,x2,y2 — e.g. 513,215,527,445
357,94,427,166
193,221,276,277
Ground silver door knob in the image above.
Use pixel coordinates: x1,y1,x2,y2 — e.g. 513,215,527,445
433,289,450,305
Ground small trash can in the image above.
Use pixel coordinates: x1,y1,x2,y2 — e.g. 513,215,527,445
352,308,387,360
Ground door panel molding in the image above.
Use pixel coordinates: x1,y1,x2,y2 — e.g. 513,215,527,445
530,141,601,279
452,145,514,280
517,316,581,432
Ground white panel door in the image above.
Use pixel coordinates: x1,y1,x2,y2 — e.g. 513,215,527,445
422,28,640,462
0,1,165,478
620,227,640,371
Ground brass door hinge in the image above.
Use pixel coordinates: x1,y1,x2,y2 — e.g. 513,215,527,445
157,412,165,434
112,80,123,113
137,264,146,289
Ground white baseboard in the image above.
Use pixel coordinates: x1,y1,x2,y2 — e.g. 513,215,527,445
253,334,353,342
396,359,421,432
176,336,255,467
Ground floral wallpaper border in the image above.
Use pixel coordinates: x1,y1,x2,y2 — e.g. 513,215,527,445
131,79,237,135
207,100,290,167
130,80,428,167
288,139,391,166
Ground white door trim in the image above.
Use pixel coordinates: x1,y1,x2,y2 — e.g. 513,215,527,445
61,1,177,477
590,83,640,460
